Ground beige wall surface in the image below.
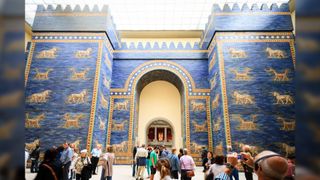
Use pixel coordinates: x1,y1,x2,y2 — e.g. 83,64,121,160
138,81,182,150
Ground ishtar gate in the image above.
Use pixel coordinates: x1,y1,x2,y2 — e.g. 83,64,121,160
25,2,295,165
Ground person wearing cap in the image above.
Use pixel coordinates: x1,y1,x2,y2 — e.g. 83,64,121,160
243,150,289,180
91,144,102,175
74,149,92,180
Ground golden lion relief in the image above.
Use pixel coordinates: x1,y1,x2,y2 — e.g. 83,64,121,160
211,94,220,111
36,47,58,59
233,114,258,130
70,68,90,81
191,121,207,132
112,120,128,131
114,100,129,111
213,117,221,132
266,47,286,59
190,101,205,112
100,94,108,109
65,90,88,104
34,68,53,80
229,48,247,58
62,113,86,128
27,90,51,103
75,48,92,58
112,141,128,152
25,113,45,128
277,117,295,131
272,92,294,105
232,91,254,105
230,68,252,81
265,68,290,81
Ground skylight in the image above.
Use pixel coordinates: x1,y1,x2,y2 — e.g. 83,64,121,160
25,0,290,30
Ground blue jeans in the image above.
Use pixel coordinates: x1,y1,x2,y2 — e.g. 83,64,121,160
230,168,239,180
132,162,137,177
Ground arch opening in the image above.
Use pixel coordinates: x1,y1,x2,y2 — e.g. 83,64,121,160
134,69,186,150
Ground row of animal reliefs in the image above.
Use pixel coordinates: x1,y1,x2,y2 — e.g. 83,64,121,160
228,47,287,59
228,67,291,82
234,142,294,157
231,114,295,131
25,113,86,128
36,47,93,59
33,68,91,81
230,91,294,105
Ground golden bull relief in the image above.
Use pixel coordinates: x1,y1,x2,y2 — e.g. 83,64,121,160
190,101,205,112
233,114,258,130
228,48,247,58
65,90,88,104
34,68,53,80
25,139,40,151
27,90,51,103
36,47,58,59
265,68,290,81
190,142,204,154
278,143,295,157
191,121,207,132
112,120,128,131
25,113,45,128
114,100,129,111
75,48,92,58
229,68,252,81
70,68,90,81
266,47,286,59
210,72,217,90
62,113,86,128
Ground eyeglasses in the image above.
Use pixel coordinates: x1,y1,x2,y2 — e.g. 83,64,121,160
254,154,281,171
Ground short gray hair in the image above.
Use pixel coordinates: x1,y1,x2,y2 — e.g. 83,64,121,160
183,148,188,155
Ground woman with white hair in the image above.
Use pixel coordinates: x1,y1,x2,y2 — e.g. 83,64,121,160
74,149,92,180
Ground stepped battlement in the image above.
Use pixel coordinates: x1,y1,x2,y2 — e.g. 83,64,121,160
36,4,110,14
119,41,202,50
210,3,290,12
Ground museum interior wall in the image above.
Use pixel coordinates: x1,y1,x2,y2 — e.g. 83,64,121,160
25,3,295,164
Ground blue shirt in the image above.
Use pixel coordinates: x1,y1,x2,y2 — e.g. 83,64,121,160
91,148,102,157
215,172,230,180
60,147,73,165
167,153,180,172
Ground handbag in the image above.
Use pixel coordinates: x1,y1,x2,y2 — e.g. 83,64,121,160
186,170,195,177
181,158,195,177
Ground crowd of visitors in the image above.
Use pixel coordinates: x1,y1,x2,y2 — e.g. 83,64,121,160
26,141,295,180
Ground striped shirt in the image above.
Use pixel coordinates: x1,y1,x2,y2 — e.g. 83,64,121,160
215,172,230,180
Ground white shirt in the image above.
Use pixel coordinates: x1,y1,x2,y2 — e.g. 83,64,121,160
208,164,226,179
135,147,148,160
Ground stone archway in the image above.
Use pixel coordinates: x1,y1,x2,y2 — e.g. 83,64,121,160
146,119,175,148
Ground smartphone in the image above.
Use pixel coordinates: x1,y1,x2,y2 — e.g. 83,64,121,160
237,154,242,160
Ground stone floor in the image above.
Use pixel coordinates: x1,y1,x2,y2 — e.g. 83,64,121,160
26,165,258,180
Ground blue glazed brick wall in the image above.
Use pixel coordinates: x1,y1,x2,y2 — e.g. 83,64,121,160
216,33,295,155
26,40,100,150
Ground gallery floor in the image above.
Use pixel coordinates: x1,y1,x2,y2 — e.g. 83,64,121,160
26,165,258,180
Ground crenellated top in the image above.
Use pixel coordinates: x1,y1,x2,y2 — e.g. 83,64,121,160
119,41,202,50
200,3,293,49
32,4,121,49
210,3,290,12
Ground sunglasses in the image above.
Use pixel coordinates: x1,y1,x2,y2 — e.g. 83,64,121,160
254,154,281,171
